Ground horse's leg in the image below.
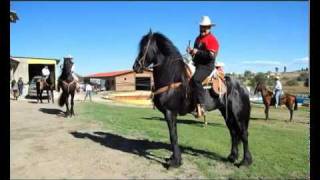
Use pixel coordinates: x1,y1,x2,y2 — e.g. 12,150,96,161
51,89,54,103
65,94,70,117
234,105,252,166
238,128,252,166
265,105,269,120
47,89,50,103
219,107,240,163
286,103,293,122
36,89,39,103
40,89,43,103
164,110,182,168
70,92,75,116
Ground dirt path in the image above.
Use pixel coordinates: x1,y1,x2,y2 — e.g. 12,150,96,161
10,97,204,179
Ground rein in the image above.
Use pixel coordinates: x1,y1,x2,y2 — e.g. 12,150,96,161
151,58,187,96
61,80,76,93
138,34,153,69
152,82,182,95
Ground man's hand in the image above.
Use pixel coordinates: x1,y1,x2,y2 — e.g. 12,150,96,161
186,47,198,56
186,47,192,54
192,48,198,55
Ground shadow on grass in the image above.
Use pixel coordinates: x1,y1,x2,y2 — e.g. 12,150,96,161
250,117,281,121
39,108,66,117
70,131,228,169
142,116,225,128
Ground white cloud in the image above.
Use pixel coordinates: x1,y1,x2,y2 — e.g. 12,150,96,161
241,60,282,66
293,56,309,64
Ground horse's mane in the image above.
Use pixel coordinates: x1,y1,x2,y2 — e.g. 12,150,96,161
258,82,273,95
59,58,73,80
150,32,190,93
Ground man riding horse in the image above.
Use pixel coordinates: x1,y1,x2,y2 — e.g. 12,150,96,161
187,15,220,118
41,65,50,87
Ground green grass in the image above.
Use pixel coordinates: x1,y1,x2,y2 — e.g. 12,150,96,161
76,102,309,179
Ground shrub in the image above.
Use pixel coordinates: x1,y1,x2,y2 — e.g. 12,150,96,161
297,72,308,81
286,79,299,86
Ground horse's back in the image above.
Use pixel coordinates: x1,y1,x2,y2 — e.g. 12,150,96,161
224,76,251,124
225,76,250,97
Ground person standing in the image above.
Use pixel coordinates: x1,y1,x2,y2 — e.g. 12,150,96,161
11,79,19,100
84,83,93,102
17,77,24,97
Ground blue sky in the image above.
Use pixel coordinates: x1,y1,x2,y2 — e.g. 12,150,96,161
10,1,309,76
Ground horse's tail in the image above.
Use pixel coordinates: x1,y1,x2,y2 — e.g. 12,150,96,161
294,96,298,110
59,91,67,107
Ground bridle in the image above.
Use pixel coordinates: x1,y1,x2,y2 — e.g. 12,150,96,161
137,33,153,69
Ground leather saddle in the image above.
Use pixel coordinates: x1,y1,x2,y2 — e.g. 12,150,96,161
185,63,227,96
203,71,226,96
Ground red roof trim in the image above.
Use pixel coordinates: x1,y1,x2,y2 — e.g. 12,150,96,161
86,70,132,78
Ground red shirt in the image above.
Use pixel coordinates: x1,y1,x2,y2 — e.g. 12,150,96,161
194,33,219,53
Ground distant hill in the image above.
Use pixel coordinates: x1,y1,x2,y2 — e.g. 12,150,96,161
267,71,309,95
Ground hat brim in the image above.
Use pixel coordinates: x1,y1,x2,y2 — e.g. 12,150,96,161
199,24,216,27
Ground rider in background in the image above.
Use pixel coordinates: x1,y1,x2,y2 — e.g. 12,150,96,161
273,76,283,108
42,65,50,80
186,15,220,118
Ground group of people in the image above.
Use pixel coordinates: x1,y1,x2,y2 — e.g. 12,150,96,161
11,77,24,99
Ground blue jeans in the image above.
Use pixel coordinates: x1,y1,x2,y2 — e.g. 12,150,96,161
84,90,92,101
275,89,281,106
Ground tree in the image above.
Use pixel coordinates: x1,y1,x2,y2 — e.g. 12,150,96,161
275,67,279,73
244,70,252,78
284,66,286,73
10,11,19,23
249,72,267,88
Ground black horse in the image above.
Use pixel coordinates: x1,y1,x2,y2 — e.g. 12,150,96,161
36,73,55,104
133,31,252,168
57,58,77,117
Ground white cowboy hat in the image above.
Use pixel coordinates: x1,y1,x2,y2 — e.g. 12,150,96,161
199,16,215,26
215,62,224,67
275,76,280,79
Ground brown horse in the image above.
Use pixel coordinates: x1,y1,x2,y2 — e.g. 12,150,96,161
254,82,298,121
36,74,55,104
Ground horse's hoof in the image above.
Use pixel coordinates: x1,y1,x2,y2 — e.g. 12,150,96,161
165,156,173,163
165,158,182,169
235,158,252,167
227,154,238,163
